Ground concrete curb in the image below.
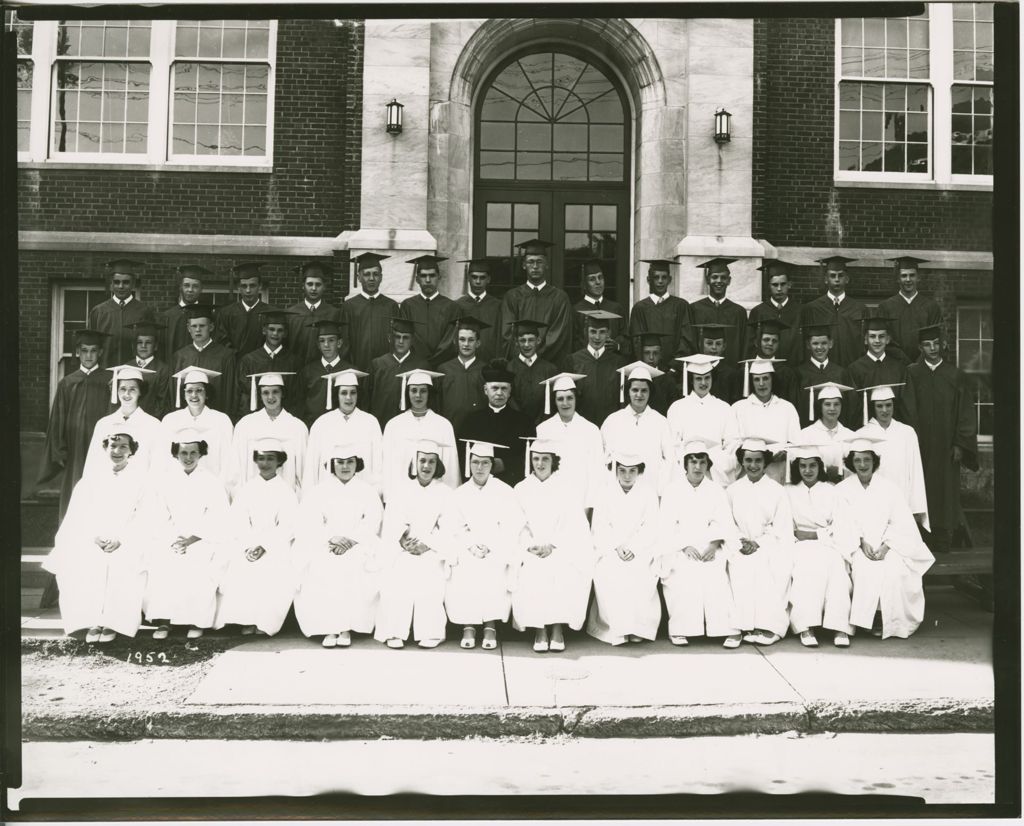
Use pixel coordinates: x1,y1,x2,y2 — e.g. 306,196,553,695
23,697,993,742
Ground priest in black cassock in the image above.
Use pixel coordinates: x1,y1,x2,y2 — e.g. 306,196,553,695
126,320,172,421
563,309,627,427
902,324,979,555
298,318,355,426
498,239,573,366
88,259,156,367
571,259,627,355
285,260,347,365
846,312,908,427
452,258,504,363
236,307,305,417
365,316,430,428
795,321,854,429
400,254,461,367
170,304,239,420
436,315,488,433
507,319,559,425
689,257,749,367
876,256,943,365
345,252,399,371
747,259,803,365
697,323,741,405
160,264,208,358
217,262,269,358
626,258,693,361
799,256,867,368
459,359,535,487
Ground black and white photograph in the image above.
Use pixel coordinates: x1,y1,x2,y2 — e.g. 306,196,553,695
2,1,1017,818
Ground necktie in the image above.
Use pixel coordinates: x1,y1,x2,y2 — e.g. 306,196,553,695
476,296,483,304
594,298,602,306
819,362,825,371
137,359,145,368
269,352,275,361
833,299,841,311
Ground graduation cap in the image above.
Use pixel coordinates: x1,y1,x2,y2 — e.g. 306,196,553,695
307,317,347,336
803,380,854,422
607,449,645,474
257,306,300,326
857,382,905,424
678,434,720,464
459,438,510,478
737,436,786,459
124,319,165,342
230,262,265,286
176,264,212,281
457,257,505,292
816,255,856,271
632,329,672,350
352,251,389,274
171,366,221,408
297,259,331,278
389,316,420,335
414,439,443,458
539,371,588,415
320,367,369,411
106,364,156,404
787,442,827,462
748,317,790,336
674,353,721,397
756,259,796,274
251,435,287,456
917,323,944,342
105,258,145,277
103,421,139,443
698,257,737,276
739,357,784,397
182,303,218,322
245,370,297,412
72,328,110,347
324,442,364,468
512,318,547,337
640,259,675,273
520,436,562,478
481,358,515,385
452,314,491,334
171,426,204,447
695,322,733,342
408,254,448,289
889,255,928,271
616,360,665,404
580,259,604,278
515,238,554,256
859,309,894,333
799,319,837,340
843,428,887,458
579,308,622,329
395,368,445,410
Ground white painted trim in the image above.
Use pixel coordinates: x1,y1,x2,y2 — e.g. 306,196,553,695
833,179,992,192
19,230,352,256
770,246,992,269
18,161,273,174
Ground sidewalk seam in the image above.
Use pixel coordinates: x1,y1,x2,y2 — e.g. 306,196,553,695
752,645,813,729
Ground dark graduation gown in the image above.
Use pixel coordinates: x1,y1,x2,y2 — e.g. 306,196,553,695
876,292,942,365
400,293,461,367
364,351,430,429
88,297,155,367
795,359,854,429
508,355,559,425
650,366,681,416
171,341,240,420
298,357,354,427
344,293,400,371
760,360,801,412
800,294,867,368
709,361,742,405
459,404,535,487
498,283,573,366
453,294,503,363
689,297,748,367
216,299,267,360
627,295,693,361
748,298,804,365
847,353,908,427
563,347,627,428
571,297,628,354
37,366,113,520
137,356,172,421
235,345,305,418
159,303,195,359
902,359,979,536
285,300,347,365
436,357,486,434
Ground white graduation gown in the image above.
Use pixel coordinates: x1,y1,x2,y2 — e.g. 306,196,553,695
293,475,384,636
535,412,606,509
657,475,740,638
374,478,456,642
231,408,308,497
380,410,458,503
599,406,675,494
666,391,740,485
835,474,934,639
83,407,163,479
797,420,856,482
586,477,662,644
303,407,383,495
511,472,594,630
786,481,853,634
141,464,230,627
43,461,149,636
445,476,525,625
726,474,795,637
158,406,235,487
213,474,299,635
865,418,931,531
729,395,801,484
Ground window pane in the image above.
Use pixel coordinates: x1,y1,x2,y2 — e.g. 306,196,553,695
951,84,972,112
221,64,245,93
553,123,587,151
908,19,929,48
517,123,551,151
953,51,973,80
839,141,860,171
861,141,883,171
564,232,591,255
195,124,218,154
884,85,906,111
125,124,147,153
80,25,103,55
565,205,588,230
951,145,972,174
841,47,862,76
886,49,908,78
486,202,511,228
906,142,927,172
589,154,623,181
553,153,587,180
246,26,270,59
196,93,220,124
862,84,883,110
244,65,268,94
883,142,905,172
906,112,927,141
590,124,622,152
244,94,267,125
908,49,929,78
974,146,991,175
953,22,974,50
223,27,246,58
863,18,885,45
886,18,907,47
104,25,128,57
951,114,972,143
906,85,928,112
592,205,616,231
172,123,196,153
486,231,510,257
862,111,882,139
101,122,124,152
198,25,222,58
223,94,244,124
176,25,198,57
958,339,980,371
587,91,624,123
242,125,265,156
481,88,516,121
479,151,514,179
839,82,860,109
514,203,538,229
975,52,993,82
220,125,243,155
517,152,550,180
841,18,862,46
862,48,885,77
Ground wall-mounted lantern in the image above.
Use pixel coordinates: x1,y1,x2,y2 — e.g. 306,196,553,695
386,99,404,135
714,107,731,144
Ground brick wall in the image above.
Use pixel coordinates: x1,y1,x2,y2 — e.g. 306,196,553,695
17,18,364,237
752,18,993,251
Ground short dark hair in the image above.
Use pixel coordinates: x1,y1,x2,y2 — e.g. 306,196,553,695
171,439,209,458
403,383,432,409
331,456,365,474
103,434,139,455
531,453,561,474
408,454,446,480
735,447,773,466
843,450,880,473
252,449,288,465
814,394,843,421
179,381,214,407
683,451,714,471
118,378,149,400
789,456,825,485
608,460,646,474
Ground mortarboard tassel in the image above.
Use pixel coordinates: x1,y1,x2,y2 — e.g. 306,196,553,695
743,363,750,398
110,367,120,405
250,375,258,412
681,364,688,398
808,388,815,422
400,373,408,411
464,443,472,480
325,376,333,411
863,392,869,426
175,375,183,408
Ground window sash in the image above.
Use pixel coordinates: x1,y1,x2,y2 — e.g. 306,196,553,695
955,304,993,443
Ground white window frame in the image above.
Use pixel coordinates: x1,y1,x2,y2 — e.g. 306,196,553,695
20,19,276,168
834,7,993,187
955,302,993,445
48,281,120,405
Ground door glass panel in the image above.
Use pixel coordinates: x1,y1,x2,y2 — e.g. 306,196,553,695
562,203,619,302
486,231,510,257
487,202,511,228
592,205,617,231
564,204,589,230
513,202,538,228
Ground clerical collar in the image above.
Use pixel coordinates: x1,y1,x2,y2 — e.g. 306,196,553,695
489,404,506,413
926,359,943,370
771,298,789,309
867,352,886,363
584,295,603,305
80,364,99,375
114,295,134,307
459,355,476,369
193,339,212,352
900,292,918,304
527,281,547,292
264,344,283,357
588,345,605,359
519,353,537,367
305,300,321,312
322,357,340,369
136,356,154,368
391,351,410,364
419,292,438,302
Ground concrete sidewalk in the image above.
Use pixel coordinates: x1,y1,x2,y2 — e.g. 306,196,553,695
20,585,994,741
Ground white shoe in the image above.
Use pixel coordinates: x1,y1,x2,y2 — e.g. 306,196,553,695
186,627,204,640
418,638,442,649
722,635,742,649
669,635,689,646
85,627,102,643
481,627,498,650
834,632,851,648
152,625,170,641
336,631,351,647
322,634,338,648
98,628,116,643
758,632,782,646
742,632,759,644
385,638,404,649
799,630,819,648
460,627,477,649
